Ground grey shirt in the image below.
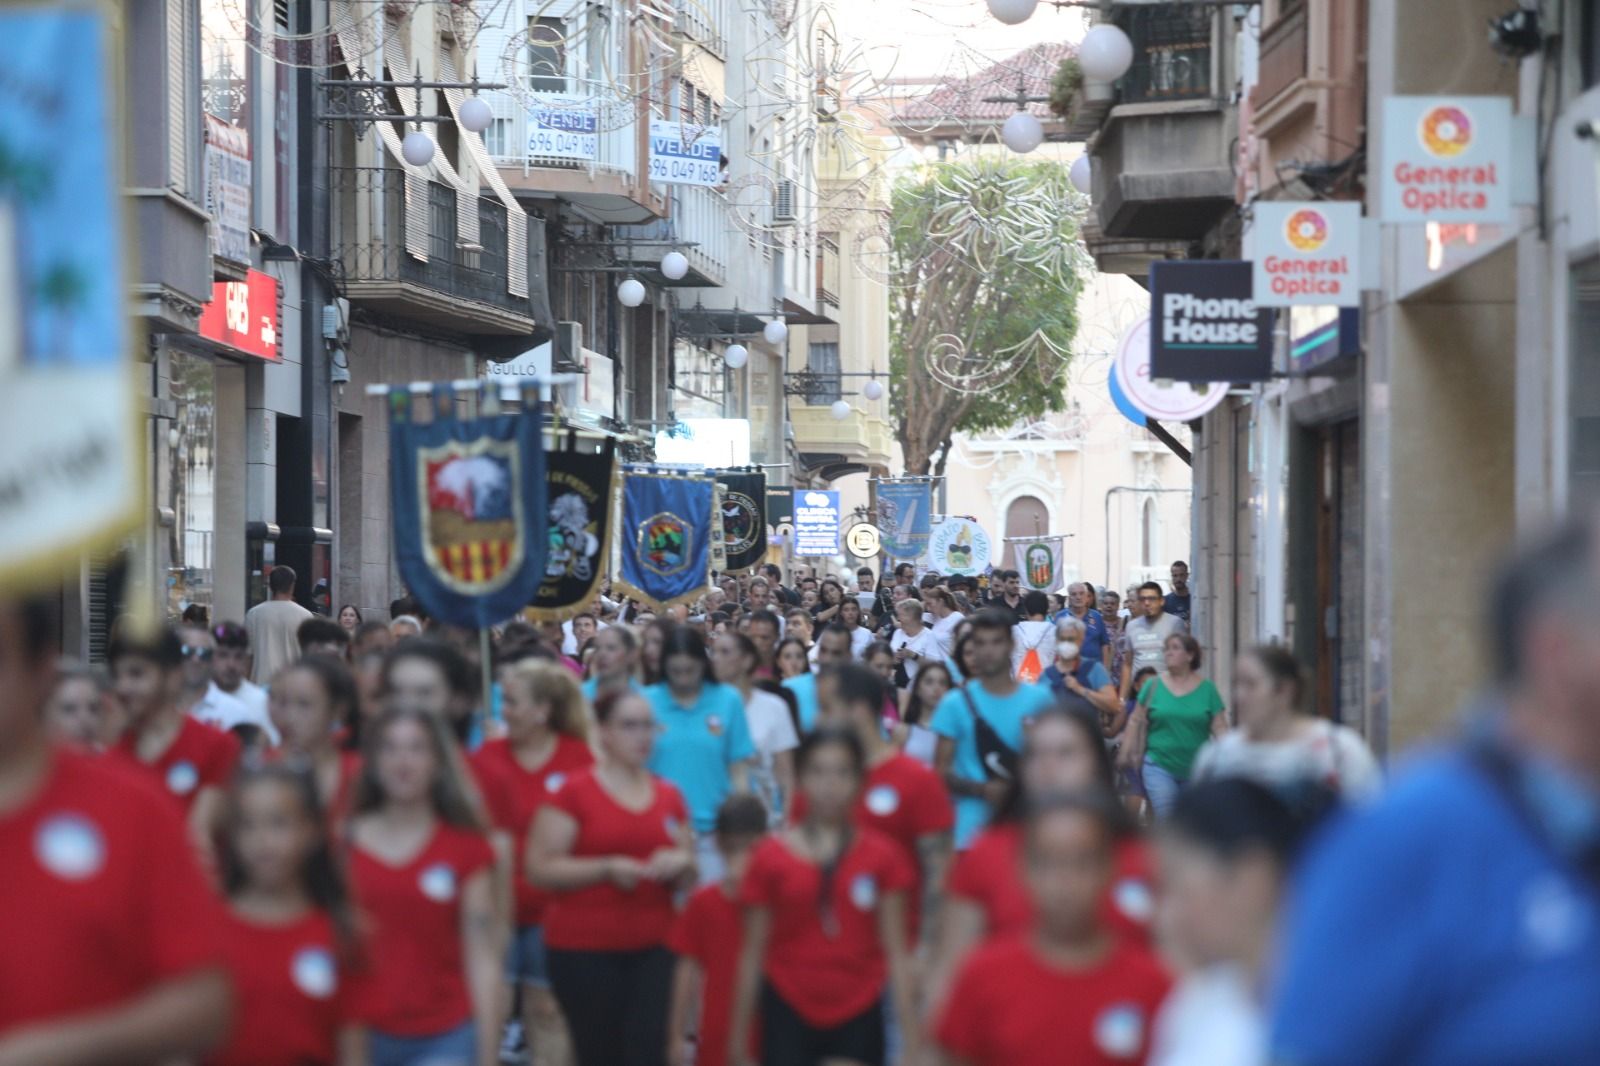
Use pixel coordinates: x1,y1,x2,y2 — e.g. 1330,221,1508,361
1122,612,1187,676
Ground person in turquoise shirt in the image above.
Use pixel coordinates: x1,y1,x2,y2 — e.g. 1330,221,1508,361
581,625,640,703
781,623,854,731
644,628,755,882
930,609,1057,848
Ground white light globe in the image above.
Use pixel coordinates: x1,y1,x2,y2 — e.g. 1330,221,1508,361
986,0,1037,25
1001,111,1045,154
1070,154,1093,195
458,96,493,134
862,378,884,401
1079,23,1135,84
660,251,689,280
617,278,646,307
401,130,436,167
830,399,851,420
763,319,788,345
723,343,748,369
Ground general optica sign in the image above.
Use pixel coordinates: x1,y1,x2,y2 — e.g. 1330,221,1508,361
1148,261,1273,383
1381,96,1511,223
1252,201,1362,308
647,120,722,186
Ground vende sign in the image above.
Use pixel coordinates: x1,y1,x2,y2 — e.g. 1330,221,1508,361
198,269,280,361
1252,201,1361,307
1148,260,1273,383
1381,96,1511,223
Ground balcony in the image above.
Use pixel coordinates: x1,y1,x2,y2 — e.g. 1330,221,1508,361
676,0,730,59
331,166,537,335
488,79,666,224
791,405,893,481
616,184,730,287
1083,5,1235,273
1255,3,1308,113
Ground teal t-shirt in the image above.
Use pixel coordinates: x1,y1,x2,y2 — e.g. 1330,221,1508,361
581,676,640,703
1140,676,1226,780
930,679,1057,848
782,672,820,732
644,681,756,832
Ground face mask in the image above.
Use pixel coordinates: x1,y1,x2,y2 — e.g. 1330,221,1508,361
1057,641,1081,660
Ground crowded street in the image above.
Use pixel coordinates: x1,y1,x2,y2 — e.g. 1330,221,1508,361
3,0,1600,1064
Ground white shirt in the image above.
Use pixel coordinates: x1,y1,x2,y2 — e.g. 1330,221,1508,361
1149,964,1265,1066
902,723,939,767
243,599,313,685
744,689,800,825
929,611,965,656
1191,721,1382,802
191,682,280,745
890,627,940,685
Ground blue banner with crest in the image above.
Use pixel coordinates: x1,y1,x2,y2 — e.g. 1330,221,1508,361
616,469,715,609
389,388,548,628
876,479,934,559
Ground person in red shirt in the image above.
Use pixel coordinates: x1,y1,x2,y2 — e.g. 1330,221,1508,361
528,687,695,1066
0,595,232,1065
729,728,920,1066
110,625,241,859
209,763,365,1066
270,655,364,824
808,661,953,949
667,794,768,1066
928,703,1155,1012
471,658,594,1065
346,707,502,1066
934,792,1172,1066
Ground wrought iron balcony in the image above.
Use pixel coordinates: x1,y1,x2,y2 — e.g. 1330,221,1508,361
330,166,535,335
1117,5,1215,105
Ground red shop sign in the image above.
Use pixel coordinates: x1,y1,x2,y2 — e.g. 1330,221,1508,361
198,269,280,361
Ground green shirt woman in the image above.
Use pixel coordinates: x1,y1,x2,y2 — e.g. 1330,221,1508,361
1116,632,1227,818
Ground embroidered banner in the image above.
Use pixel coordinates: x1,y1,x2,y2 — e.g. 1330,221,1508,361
715,470,767,574
616,469,715,609
1012,537,1066,592
525,440,617,620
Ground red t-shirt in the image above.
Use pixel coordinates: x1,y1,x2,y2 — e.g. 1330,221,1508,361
948,824,1156,945
738,829,915,1028
0,747,226,1030
541,769,689,952
347,822,495,1036
207,909,358,1066
935,936,1172,1066
116,715,241,815
790,754,953,936
471,735,595,928
667,884,743,1066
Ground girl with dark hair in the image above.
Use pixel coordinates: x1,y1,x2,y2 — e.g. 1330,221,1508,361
811,580,845,624
895,660,953,767
338,605,362,632
1191,646,1381,801
1117,633,1228,818
728,729,919,1066
210,764,365,1066
346,708,500,1066
382,639,480,747
928,703,1156,1011
640,619,676,686
712,631,799,827
836,598,873,658
1147,778,1337,1066
270,655,364,823
529,689,695,1066
582,624,641,702
644,627,756,882
776,636,811,681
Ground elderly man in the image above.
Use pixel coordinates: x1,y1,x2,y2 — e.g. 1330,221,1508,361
1042,616,1121,723
1063,582,1113,673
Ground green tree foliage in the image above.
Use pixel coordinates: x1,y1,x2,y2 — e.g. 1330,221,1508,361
888,155,1087,475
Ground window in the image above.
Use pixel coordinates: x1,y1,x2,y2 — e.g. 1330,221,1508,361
485,118,513,158
528,17,565,92
806,341,841,403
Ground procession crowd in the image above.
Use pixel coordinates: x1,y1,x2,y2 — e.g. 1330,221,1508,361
4,520,1600,1066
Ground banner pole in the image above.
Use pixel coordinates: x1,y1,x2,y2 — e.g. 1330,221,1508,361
478,625,494,740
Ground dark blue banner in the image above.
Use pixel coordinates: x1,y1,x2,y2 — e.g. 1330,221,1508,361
616,469,714,609
389,391,548,628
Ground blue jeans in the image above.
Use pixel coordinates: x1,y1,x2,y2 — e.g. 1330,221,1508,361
506,923,551,989
1143,758,1183,818
369,1021,476,1066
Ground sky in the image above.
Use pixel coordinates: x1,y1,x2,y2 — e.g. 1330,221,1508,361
833,0,1085,81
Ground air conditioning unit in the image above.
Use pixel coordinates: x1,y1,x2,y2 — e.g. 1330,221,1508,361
553,321,583,371
773,179,797,224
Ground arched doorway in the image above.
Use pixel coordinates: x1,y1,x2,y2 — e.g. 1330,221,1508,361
1005,495,1049,540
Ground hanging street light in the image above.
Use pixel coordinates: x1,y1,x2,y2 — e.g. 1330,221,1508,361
617,277,646,307
1002,111,1045,154
1070,154,1092,195
401,129,435,166
723,343,749,369
458,95,493,133
830,399,852,420
986,0,1038,25
660,250,690,280
763,318,789,346
1079,23,1135,83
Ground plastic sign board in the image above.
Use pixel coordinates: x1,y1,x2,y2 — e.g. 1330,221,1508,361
793,490,841,556
203,115,251,266
1381,96,1511,223
527,94,598,161
1114,317,1228,424
1252,201,1361,308
198,269,280,361
925,517,991,577
648,120,722,186
1149,261,1273,382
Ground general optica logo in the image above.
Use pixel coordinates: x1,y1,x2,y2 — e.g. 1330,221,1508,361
1419,105,1472,158
1284,208,1328,252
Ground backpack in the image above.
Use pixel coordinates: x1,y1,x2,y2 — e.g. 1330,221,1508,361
1015,623,1052,684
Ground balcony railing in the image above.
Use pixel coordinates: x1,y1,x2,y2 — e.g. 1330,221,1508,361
619,183,729,284
1117,6,1214,105
331,166,531,322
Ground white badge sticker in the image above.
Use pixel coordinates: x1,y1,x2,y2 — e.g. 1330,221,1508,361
291,946,338,1000
1113,878,1154,924
1521,875,1590,957
34,814,106,881
849,873,878,911
864,784,900,817
418,862,457,902
166,761,200,795
545,772,566,794
1094,1004,1146,1059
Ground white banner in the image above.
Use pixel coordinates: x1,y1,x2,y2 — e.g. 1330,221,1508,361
648,119,722,186
204,115,251,266
528,93,598,161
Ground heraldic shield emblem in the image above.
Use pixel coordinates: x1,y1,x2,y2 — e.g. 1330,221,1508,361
389,388,548,628
617,468,714,609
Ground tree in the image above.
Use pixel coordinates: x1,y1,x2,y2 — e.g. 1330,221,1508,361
887,155,1088,476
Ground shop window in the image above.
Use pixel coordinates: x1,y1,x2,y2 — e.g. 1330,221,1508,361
167,351,217,621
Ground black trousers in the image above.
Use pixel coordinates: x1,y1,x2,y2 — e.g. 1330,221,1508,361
547,946,675,1066
759,982,885,1066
